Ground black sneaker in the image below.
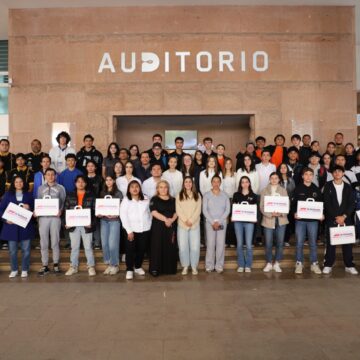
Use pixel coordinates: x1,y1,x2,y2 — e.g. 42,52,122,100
65,243,71,250
53,264,61,274
38,266,50,276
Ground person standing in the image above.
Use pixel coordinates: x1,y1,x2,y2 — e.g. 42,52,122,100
0,139,16,172
255,149,276,194
292,167,323,275
162,157,183,198
102,142,120,178
169,137,187,170
142,163,163,199
76,134,103,176
98,176,123,275
120,180,151,280
64,175,96,277
116,161,142,198
0,176,35,278
35,168,66,276
33,155,53,199
232,176,258,273
236,154,260,194
199,155,223,196
260,172,289,273
322,165,358,275
49,131,76,174
149,180,178,276
203,175,230,273
7,153,34,192
135,152,152,182
57,154,83,194
25,139,48,173
176,176,202,275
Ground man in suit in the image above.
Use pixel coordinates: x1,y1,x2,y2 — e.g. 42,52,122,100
322,165,358,275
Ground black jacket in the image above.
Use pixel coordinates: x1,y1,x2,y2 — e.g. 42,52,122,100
65,191,96,233
291,183,323,221
323,181,355,226
76,146,103,176
25,152,48,173
86,175,103,197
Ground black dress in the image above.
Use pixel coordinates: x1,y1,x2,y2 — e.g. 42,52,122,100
149,196,177,275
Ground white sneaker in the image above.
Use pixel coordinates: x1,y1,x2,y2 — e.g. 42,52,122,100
181,267,188,275
345,267,359,275
21,271,28,278
295,262,303,274
126,271,133,280
215,268,223,274
109,266,119,275
263,263,273,272
322,266,332,274
88,267,96,276
311,262,322,275
273,262,282,273
237,267,244,273
103,265,112,275
205,268,213,273
65,266,78,276
245,267,251,273
9,271,18,278
192,267,198,275
134,268,145,276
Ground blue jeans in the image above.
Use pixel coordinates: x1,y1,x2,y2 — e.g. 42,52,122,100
100,219,120,266
295,220,318,263
263,224,286,263
177,225,200,268
8,240,31,272
69,227,95,267
234,222,254,268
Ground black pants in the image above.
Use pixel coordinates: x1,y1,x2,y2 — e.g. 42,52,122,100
324,226,354,268
125,231,149,271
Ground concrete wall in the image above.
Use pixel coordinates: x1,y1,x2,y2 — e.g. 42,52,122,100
8,6,357,155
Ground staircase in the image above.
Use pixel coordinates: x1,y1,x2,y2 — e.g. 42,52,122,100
1,241,359,272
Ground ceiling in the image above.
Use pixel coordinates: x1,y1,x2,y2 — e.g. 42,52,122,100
0,0,359,90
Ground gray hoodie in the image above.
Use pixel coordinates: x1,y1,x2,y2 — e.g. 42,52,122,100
37,183,66,210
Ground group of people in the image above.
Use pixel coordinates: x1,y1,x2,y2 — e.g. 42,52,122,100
0,130,359,279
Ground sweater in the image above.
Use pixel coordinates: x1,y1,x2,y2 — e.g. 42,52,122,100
175,193,202,230
202,190,230,225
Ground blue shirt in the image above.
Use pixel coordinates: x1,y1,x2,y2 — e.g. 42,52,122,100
58,168,83,193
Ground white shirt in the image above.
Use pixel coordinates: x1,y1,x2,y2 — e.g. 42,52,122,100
327,171,357,186
49,145,76,174
142,177,159,199
334,182,344,206
162,170,183,197
116,175,142,197
255,162,276,193
222,175,236,198
235,169,260,194
120,197,152,233
199,169,223,195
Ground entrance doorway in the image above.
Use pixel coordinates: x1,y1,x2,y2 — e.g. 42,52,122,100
115,114,252,161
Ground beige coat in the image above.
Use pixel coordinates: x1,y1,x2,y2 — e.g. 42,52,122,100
260,184,289,229
176,193,202,230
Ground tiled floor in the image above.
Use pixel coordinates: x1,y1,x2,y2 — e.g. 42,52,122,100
0,270,359,360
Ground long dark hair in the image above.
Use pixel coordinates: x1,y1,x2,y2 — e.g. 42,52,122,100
107,142,120,159
129,144,140,158
205,155,220,178
240,154,256,173
181,154,195,177
126,180,144,201
237,175,254,194
9,175,28,193
277,162,292,184
101,176,118,196
179,176,200,202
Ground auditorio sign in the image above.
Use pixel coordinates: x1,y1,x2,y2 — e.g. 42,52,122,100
98,51,269,74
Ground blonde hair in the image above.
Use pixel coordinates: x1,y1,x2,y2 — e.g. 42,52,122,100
155,180,171,197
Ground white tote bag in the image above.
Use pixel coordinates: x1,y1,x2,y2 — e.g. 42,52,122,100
2,202,33,229
66,206,91,227
95,195,120,216
330,225,356,246
264,194,289,214
35,195,59,217
232,202,257,222
296,198,323,220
